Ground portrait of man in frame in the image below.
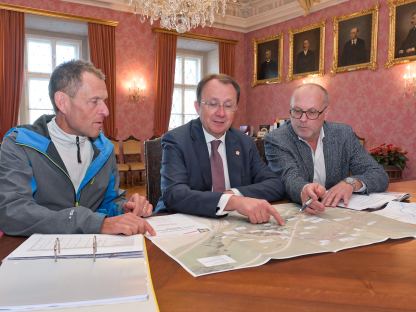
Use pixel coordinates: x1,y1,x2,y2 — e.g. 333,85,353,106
387,0,416,67
333,5,378,73
252,34,283,87
288,21,325,80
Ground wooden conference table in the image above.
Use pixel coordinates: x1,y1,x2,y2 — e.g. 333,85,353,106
1,180,416,312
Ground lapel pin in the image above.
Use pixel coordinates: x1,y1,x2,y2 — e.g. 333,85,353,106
236,150,240,156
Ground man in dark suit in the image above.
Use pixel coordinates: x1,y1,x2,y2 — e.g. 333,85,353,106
265,83,388,214
340,27,368,66
258,49,278,80
157,74,286,224
398,12,416,57
295,40,316,74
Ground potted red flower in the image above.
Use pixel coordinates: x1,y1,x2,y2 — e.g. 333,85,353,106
369,143,408,181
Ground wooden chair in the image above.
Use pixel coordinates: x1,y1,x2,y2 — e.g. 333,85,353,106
122,136,145,185
144,137,162,208
109,139,130,187
254,137,267,164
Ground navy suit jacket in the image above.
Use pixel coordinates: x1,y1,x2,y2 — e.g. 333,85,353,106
156,118,285,217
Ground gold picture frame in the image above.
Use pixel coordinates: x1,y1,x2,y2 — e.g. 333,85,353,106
252,34,283,87
386,0,416,67
288,21,325,81
332,5,379,73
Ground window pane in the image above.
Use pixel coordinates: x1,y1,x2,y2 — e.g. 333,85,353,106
28,79,52,110
174,57,183,84
184,58,199,85
56,42,79,66
184,88,196,114
171,88,182,114
184,114,197,124
29,109,54,124
169,114,183,130
27,39,52,73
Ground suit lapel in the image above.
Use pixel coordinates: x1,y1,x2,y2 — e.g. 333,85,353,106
288,123,314,181
191,119,212,188
225,130,242,187
322,123,336,188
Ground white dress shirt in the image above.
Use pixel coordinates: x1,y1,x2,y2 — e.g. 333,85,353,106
299,127,326,186
202,128,242,216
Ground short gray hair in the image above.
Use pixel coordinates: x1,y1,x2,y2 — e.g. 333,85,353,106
48,59,105,113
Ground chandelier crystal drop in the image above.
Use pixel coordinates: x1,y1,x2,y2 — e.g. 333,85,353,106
128,0,234,33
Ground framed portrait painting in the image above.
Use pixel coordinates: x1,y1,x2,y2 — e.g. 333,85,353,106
252,34,283,87
332,5,379,73
387,0,416,67
288,21,325,81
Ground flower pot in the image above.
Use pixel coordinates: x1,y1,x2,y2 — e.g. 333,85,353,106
383,165,402,182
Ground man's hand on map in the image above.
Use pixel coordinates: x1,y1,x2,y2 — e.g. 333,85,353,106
321,181,356,207
224,196,285,225
123,193,153,217
301,183,326,214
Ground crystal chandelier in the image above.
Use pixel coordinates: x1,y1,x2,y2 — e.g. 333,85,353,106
128,0,234,33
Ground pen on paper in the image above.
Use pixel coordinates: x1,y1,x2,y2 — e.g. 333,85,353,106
300,198,313,212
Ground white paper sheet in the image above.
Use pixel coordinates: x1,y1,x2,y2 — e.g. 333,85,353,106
373,201,416,224
6,234,143,260
337,193,398,210
146,214,211,237
0,258,148,311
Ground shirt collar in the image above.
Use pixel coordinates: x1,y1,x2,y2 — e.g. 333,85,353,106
202,127,226,144
48,117,88,145
298,127,325,147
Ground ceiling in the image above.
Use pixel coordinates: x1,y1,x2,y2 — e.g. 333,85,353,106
62,0,346,33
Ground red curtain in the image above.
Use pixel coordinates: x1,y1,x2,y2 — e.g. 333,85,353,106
219,41,235,77
88,22,116,138
0,9,24,139
153,32,177,137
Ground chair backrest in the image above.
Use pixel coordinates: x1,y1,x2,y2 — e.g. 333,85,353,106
144,137,162,208
254,137,267,164
122,136,142,162
109,138,123,163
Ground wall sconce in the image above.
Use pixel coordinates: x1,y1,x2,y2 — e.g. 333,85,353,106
129,79,145,103
403,63,416,98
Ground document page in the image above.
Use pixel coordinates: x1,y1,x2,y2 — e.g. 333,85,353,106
0,258,148,311
337,193,398,210
373,201,416,224
146,214,211,238
6,234,143,260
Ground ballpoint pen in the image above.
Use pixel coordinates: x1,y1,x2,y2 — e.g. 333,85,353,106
300,197,313,212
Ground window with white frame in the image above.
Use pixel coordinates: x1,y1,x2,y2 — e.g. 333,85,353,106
22,34,82,124
169,53,202,130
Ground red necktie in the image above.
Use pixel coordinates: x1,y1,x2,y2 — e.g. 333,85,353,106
210,140,225,192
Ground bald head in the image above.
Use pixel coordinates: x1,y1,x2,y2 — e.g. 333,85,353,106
290,83,328,108
289,83,329,145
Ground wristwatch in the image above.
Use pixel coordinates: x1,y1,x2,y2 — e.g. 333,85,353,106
343,177,357,191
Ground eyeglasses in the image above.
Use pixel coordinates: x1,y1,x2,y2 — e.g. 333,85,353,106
289,106,327,120
200,100,238,112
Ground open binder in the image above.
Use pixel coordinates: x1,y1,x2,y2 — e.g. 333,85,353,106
0,234,159,311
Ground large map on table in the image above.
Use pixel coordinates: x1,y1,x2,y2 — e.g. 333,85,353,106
148,204,416,277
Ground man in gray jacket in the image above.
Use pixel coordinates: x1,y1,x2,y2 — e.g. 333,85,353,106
0,60,155,236
265,83,388,214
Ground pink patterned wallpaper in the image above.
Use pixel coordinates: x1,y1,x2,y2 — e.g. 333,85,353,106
244,0,416,179
3,0,415,178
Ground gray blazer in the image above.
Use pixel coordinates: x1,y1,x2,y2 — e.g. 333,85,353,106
264,121,388,203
